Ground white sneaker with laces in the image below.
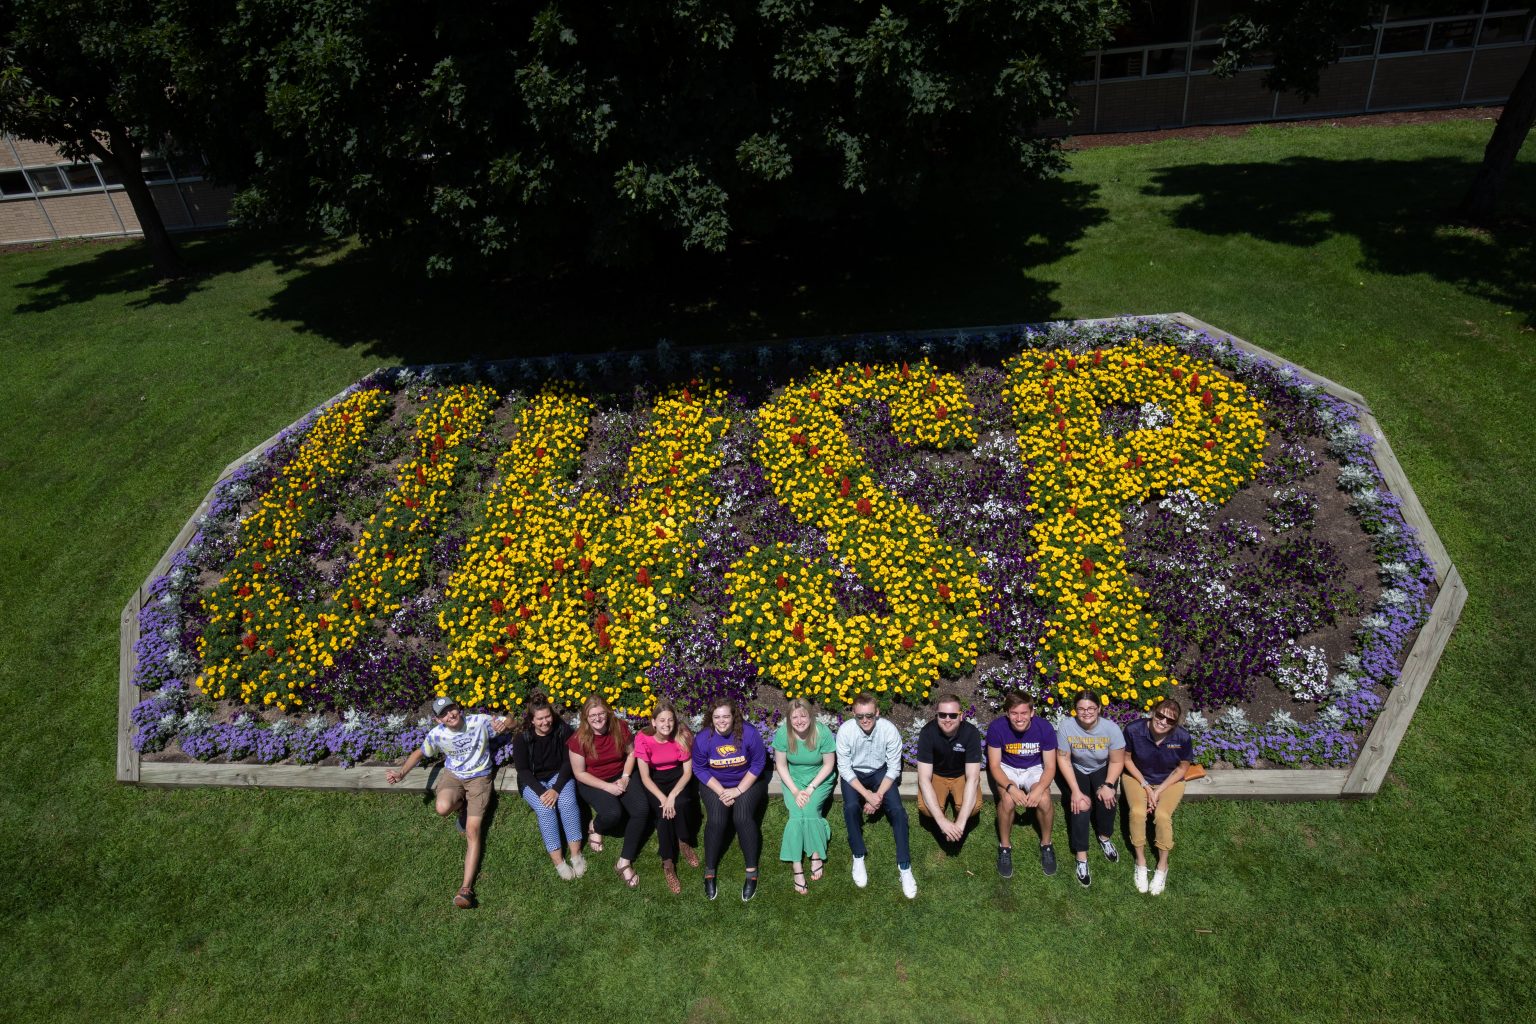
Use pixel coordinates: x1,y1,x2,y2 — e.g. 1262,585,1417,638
1134,865,1149,893
851,855,868,888
1150,869,1167,895
899,866,917,899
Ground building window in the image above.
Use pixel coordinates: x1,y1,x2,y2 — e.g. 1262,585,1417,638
1480,12,1534,45
0,170,31,196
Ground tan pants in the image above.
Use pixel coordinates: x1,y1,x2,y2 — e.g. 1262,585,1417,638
917,773,980,819
1121,774,1184,852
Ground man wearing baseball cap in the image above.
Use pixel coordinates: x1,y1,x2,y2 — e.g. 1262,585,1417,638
387,697,513,908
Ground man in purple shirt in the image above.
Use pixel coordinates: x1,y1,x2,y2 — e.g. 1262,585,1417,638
985,691,1059,879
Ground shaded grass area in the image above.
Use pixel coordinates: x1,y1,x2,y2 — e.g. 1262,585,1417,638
2,118,1534,1023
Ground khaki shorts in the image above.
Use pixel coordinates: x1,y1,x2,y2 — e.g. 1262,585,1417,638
439,772,493,819
917,772,981,818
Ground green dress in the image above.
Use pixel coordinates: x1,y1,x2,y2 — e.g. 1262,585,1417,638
773,721,836,862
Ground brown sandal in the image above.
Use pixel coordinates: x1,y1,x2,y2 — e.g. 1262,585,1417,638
453,886,475,909
616,861,640,889
663,859,681,895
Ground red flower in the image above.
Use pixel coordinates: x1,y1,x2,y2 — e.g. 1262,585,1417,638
681,387,692,404
856,497,872,516
862,644,875,660
583,588,596,603
654,526,667,538
1088,621,1100,636
538,582,551,599
927,380,938,395
781,600,794,617
1083,592,1098,603
1066,357,1077,370
241,632,257,650
433,433,446,450
596,612,611,629
1204,439,1215,450
937,583,951,601
1093,649,1107,663
521,603,534,617
535,446,546,459
789,413,800,426
809,443,820,457
351,597,363,611
1202,390,1214,408
416,466,426,484
252,562,264,573
823,643,837,656
553,557,565,572
901,635,915,650
491,598,504,614
1082,558,1095,576
809,389,821,402
792,623,806,641
935,405,948,420
317,617,330,630
1093,350,1104,365
237,585,251,598
573,532,586,550
900,362,911,379
821,464,836,477
1170,368,1183,382
637,566,652,586
790,432,808,447
506,623,520,639
775,573,788,590
839,477,851,498
579,557,592,574
501,535,512,547
262,538,275,551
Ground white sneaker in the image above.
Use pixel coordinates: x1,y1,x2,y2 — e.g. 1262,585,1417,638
1150,869,1167,895
570,854,588,878
851,855,868,888
899,866,917,899
555,860,575,881
1134,865,1149,893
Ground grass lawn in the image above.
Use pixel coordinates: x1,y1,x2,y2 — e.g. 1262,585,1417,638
2,118,1533,1023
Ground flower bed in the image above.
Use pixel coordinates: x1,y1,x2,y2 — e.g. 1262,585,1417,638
129,319,1436,772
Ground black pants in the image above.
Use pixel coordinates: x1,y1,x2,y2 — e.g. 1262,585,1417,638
578,778,650,862
1064,765,1116,854
700,775,767,871
643,764,701,861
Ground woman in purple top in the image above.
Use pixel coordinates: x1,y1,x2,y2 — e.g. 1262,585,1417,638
1121,697,1194,896
691,699,768,902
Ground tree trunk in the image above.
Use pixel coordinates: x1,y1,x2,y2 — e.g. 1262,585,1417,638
1457,46,1536,223
88,129,187,279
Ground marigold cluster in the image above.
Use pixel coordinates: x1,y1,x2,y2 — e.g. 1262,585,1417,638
1003,342,1267,707
432,384,731,716
726,361,984,707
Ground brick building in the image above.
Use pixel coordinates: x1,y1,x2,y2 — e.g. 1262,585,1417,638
3,2,1532,246
1,136,234,246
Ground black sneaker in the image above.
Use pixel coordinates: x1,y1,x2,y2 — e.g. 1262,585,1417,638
1076,860,1091,888
704,875,718,901
742,876,758,902
1099,838,1120,863
996,846,1014,878
1040,844,1057,876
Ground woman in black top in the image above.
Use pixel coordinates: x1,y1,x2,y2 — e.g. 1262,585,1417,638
512,693,586,879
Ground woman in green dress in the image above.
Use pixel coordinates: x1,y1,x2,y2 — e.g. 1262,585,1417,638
772,698,837,895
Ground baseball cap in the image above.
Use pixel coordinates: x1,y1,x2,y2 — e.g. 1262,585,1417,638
431,697,460,717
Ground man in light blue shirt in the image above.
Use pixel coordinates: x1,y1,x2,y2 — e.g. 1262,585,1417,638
835,691,915,899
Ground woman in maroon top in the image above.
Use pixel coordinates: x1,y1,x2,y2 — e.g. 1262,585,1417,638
567,694,650,889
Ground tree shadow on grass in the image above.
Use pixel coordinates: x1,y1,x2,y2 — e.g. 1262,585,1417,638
249,179,1107,364
9,228,347,315
1144,155,1536,327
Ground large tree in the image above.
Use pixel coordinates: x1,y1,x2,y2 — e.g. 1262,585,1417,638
0,0,202,277
214,0,1119,275
1206,0,1533,223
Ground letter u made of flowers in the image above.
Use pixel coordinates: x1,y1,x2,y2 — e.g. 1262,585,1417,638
432,384,732,716
726,362,985,708
1003,342,1267,709
196,385,498,710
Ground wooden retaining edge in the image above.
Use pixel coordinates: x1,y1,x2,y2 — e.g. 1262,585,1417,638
118,320,1460,802
135,760,1351,803
1342,564,1467,796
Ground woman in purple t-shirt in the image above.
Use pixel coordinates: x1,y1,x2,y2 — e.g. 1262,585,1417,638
1121,697,1193,896
691,699,768,902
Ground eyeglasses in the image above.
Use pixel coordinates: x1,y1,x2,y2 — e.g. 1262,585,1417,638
936,712,961,720
1154,714,1178,724
854,712,877,721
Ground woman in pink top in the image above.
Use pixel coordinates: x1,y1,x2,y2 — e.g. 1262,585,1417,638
634,699,701,894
